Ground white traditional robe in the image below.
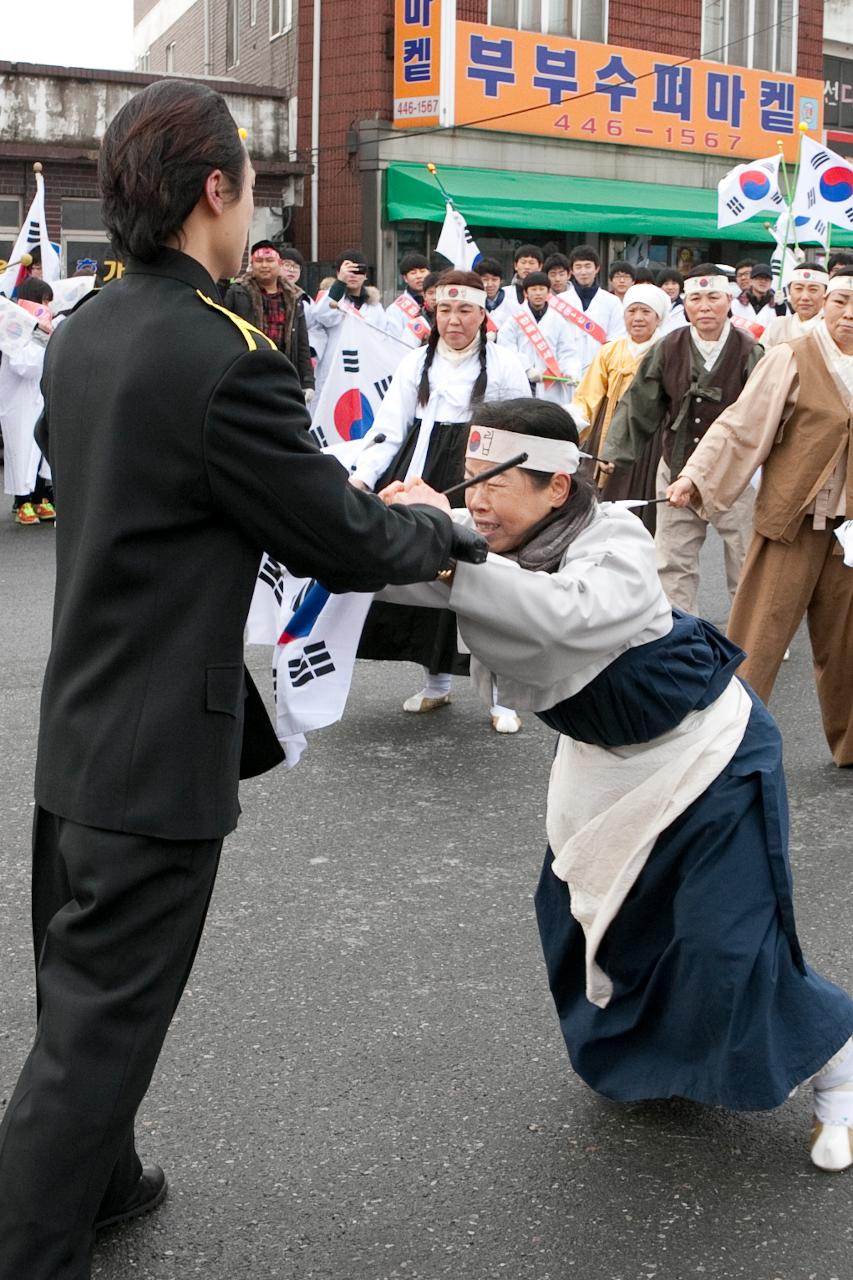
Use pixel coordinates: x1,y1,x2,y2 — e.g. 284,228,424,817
497,302,582,406
384,290,430,349
558,284,626,376
0,335,49,496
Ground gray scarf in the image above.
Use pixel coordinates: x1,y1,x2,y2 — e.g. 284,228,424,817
505,489,597,573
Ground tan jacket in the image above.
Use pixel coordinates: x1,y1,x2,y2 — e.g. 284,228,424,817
681,332,853,542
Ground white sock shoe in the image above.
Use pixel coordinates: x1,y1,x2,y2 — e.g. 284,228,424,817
490,704,522,734
403,671,452,713
810,1037,853,1171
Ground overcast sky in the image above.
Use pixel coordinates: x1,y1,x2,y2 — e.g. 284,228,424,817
5,0,135,72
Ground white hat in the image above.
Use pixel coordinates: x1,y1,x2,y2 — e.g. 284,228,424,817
622,283,669,321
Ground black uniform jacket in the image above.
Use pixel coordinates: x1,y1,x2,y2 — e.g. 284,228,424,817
34,249,452,841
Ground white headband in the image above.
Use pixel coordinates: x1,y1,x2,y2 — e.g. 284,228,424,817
622,283,669,321
466,425,579,475
684,274,731,296
791,267,829,287
436,283,487,308
826,275,853,296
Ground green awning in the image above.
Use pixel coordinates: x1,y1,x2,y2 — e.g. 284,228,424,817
386,161,853,246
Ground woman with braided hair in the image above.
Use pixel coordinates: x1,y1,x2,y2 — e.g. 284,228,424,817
351,269,531,730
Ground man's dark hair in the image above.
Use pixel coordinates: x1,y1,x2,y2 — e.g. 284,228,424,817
399,252,429,275
523,271,550,290
633,267,657,284
828,251,853,273
99,79,246,263
797,260,825,273
422,271,441,291
335,247,368,271
543,252,570,272
475,257,504,278
28,245,42,266
17,276,53,304
686,262,726,279
569,244,600,268
657,267,684,288
514,243,544,266
608,259,635,279
279,245,305,268
735,258,755,272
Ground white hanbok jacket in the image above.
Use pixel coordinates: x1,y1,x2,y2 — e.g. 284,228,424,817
559,284,626,376
0,335,48,496
497,303,582,406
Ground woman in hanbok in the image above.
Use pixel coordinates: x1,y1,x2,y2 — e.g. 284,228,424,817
352,269,531,732
380,396,853,1172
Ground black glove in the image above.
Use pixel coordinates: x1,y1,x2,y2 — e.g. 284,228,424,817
448,522,488,565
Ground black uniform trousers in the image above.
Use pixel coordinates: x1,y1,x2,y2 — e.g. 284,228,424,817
0,807,222,1280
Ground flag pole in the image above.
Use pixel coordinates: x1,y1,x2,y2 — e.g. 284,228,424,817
773,128,805,292
426,162,454,206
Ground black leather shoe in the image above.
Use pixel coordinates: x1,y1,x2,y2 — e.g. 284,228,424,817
95,1164,168,1231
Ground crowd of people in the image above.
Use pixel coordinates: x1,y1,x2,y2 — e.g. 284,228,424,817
1,76,852,1280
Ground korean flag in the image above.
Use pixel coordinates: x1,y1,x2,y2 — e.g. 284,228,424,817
791,135,853,234
717,155,784,229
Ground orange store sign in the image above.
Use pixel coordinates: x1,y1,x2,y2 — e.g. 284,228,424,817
393,0,443,129
393,6,823,161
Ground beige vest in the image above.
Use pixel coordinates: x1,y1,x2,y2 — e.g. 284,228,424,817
754,334,853,543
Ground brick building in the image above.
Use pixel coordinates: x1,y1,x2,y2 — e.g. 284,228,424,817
132,0,836,294
0,5,836,292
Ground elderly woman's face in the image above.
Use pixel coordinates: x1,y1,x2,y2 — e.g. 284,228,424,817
463,456,570,554
624,302,659,343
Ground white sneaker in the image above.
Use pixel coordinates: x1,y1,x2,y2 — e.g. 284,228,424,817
810,1120,853,1171
490,711,522,734
402,692,451,713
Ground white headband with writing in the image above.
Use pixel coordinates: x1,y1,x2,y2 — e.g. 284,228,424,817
827,275,853,295
683,274,732,295
467,425,579,474
436,283,487,308
791,267,829,286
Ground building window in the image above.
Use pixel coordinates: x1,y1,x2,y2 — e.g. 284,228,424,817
166,41,176,72
271,0,293,39
701,0,795,74
136,49,150,71
488,0,606,40
60,200,112,278
0,197,22,273
250,0,258,25
226,0,239,67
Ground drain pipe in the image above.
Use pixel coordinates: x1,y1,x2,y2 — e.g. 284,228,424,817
310,0,321,262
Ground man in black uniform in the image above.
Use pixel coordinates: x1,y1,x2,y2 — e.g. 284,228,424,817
0,79,477,1280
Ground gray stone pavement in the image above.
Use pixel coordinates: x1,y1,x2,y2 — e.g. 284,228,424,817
0,506,851,1280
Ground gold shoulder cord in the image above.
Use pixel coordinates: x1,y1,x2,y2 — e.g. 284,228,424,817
195,290,277,352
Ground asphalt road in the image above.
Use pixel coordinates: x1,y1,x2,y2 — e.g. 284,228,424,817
1,505,851,1280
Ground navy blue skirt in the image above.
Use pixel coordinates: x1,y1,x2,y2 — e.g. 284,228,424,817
534,613,853,1110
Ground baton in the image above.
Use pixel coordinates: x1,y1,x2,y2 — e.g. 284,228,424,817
441,452,529,499
610,497,675,508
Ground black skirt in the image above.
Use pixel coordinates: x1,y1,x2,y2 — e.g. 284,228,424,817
357,420,471,675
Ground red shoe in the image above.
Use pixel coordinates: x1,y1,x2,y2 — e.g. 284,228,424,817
33,499,56,520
